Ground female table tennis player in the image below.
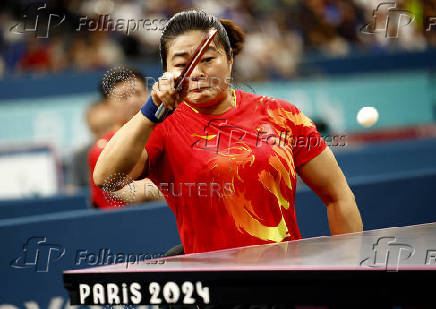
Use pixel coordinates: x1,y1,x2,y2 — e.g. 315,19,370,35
93,10,363,254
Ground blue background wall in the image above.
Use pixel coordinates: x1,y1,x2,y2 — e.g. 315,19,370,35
0,203,180,308
1,137,436,308
0,67,435,156
1,50,436,308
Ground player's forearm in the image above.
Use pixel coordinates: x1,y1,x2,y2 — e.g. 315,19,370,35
326,195,363,235
93,112,155,188
130,178,164,202
110,179,164,204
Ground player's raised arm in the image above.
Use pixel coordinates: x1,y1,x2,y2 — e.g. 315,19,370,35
92,111,154,188
93,72,186,189
297,147,363,235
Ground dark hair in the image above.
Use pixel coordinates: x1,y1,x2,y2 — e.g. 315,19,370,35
160,10,246,71
99,66,146,98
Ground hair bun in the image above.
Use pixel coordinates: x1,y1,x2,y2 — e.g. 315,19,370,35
218,18,245,57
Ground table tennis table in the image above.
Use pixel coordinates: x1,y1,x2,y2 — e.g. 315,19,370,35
63,222,436,307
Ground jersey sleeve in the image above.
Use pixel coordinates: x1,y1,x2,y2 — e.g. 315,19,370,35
290,107,327,168
269,98,327,168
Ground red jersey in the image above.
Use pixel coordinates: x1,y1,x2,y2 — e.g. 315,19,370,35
88,131,125,209
144,89,327,254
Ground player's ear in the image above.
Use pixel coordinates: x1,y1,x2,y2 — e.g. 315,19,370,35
227,56,233,72
228,56,233,65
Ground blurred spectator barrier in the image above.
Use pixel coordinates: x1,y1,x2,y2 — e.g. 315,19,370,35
1,202,180,309
0,190,89,219
297,168,436,238
0,68,434,160
334,137,436,180
254,70,434,133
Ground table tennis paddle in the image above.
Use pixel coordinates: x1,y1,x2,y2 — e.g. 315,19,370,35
154,28,219,121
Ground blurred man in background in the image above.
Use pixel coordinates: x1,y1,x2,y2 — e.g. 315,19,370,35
88,67,163,209
68,99,116,190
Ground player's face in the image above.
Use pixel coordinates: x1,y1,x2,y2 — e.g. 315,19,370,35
109,79,148,124
88,103,116,139
166,30,233,106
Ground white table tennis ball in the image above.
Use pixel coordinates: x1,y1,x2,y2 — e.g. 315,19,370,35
357,106,379,127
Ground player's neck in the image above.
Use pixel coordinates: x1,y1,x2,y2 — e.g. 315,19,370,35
191,89,234,115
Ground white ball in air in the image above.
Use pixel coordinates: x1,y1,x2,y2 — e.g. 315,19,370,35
357,106,379,127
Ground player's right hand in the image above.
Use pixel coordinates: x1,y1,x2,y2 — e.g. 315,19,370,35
151,72,189,111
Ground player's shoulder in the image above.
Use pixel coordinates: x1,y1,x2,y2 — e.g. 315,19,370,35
93,130,115,150
88,130,116,162
236,89,300,113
